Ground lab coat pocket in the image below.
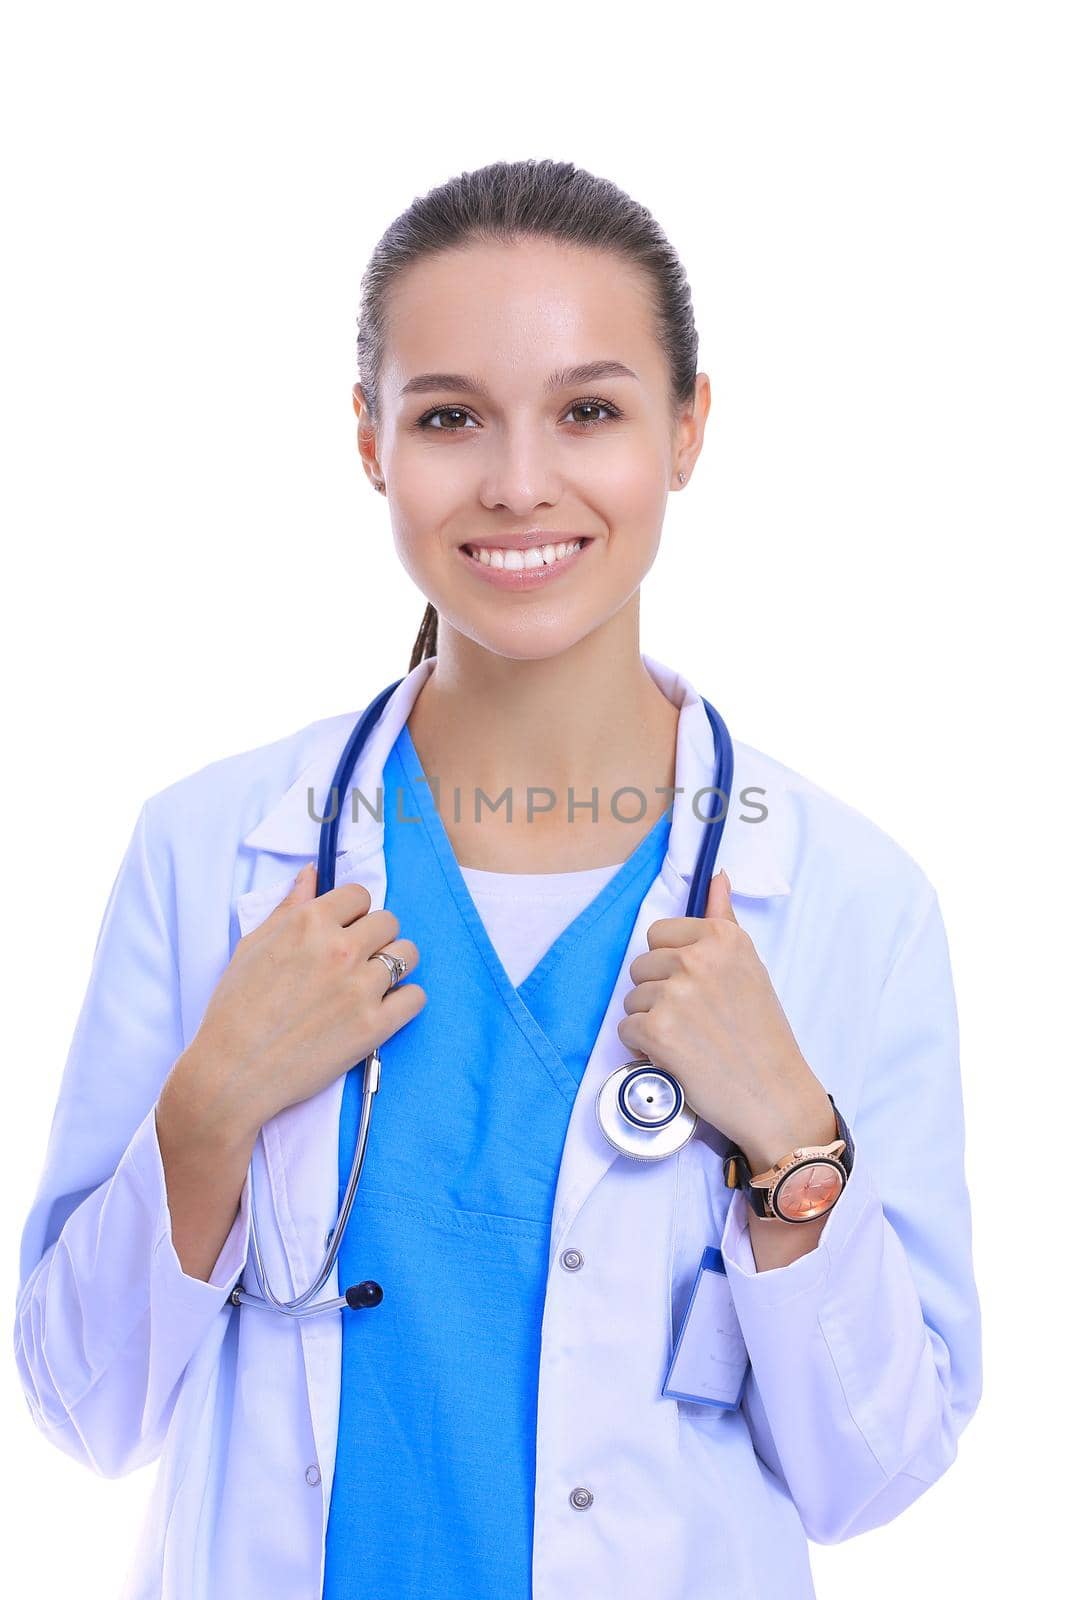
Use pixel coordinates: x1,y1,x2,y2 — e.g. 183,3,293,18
663,1245,749,1411
667,1132,750,1420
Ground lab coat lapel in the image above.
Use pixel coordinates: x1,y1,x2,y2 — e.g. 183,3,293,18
547,654,795,1249
546,863,683,1257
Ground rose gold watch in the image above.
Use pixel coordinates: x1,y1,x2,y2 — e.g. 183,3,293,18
721,1093,855,1223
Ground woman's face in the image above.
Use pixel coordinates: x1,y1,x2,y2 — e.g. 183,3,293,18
354,237,707,661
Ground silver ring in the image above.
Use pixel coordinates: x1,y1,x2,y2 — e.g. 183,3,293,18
370,951,407,988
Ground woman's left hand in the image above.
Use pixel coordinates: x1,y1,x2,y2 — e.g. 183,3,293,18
617,869,837,1172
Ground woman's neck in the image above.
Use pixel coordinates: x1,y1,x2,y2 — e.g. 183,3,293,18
403,617,681,872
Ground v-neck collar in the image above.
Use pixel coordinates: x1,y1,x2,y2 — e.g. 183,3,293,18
390,722,671,1094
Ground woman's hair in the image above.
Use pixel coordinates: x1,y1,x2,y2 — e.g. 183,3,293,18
354,158,699,673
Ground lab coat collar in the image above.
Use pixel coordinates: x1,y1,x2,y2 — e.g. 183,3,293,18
239,653,793,900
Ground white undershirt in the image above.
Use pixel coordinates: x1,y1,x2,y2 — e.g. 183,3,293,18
457,860,624,988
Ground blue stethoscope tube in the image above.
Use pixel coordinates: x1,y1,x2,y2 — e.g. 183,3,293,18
232,679,733,1316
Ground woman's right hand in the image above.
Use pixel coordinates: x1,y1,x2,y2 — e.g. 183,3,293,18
178,863,425,1138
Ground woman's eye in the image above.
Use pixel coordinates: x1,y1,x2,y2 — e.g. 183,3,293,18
564,400,617,426
421,407,478,431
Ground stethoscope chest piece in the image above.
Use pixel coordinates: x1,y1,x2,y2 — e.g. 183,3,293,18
596,1060,697,1161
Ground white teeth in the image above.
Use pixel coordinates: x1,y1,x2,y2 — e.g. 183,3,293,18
468,540,583,569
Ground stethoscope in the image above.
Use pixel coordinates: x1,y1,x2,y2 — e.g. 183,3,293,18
232,678,733,1318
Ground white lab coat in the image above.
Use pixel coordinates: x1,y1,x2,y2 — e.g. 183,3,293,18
13,654,982,1598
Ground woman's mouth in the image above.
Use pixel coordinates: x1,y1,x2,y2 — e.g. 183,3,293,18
457,537,592,589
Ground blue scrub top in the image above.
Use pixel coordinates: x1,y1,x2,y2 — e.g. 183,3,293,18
323,723,671,1598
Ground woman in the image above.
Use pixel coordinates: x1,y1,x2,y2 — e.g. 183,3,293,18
14,158,982,1599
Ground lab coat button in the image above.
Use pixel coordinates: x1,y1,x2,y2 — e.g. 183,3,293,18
305,1464,321,1487
569,1486,594,1510
560,1249,584,1271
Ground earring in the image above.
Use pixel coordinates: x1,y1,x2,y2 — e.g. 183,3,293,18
678,469,686,484
375,480,386,494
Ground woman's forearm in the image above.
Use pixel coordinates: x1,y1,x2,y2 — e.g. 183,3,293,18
154,1046,261,1284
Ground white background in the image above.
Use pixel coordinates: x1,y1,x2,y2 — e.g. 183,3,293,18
3,1,1062,1593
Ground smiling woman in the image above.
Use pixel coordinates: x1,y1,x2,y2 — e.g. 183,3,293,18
350,165,704,682
13,157,982,1600
367,242,696,655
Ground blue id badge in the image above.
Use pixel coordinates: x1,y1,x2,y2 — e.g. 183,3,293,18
662,1245,750,1410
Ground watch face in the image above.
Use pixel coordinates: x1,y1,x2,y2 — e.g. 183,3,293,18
774,1158,844,1222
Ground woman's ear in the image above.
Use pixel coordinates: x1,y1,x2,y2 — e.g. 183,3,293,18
352,385,384,493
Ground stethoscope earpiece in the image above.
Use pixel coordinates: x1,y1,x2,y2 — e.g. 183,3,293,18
596,1060,698,1161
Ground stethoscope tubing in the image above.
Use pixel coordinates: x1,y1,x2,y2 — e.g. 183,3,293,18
235,1050,380,1315
233,680,733,1316
686,698,733,918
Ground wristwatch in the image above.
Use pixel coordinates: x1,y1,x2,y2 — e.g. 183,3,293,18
721,1093,854,1223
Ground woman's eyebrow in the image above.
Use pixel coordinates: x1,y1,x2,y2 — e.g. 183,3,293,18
398,360,639,400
